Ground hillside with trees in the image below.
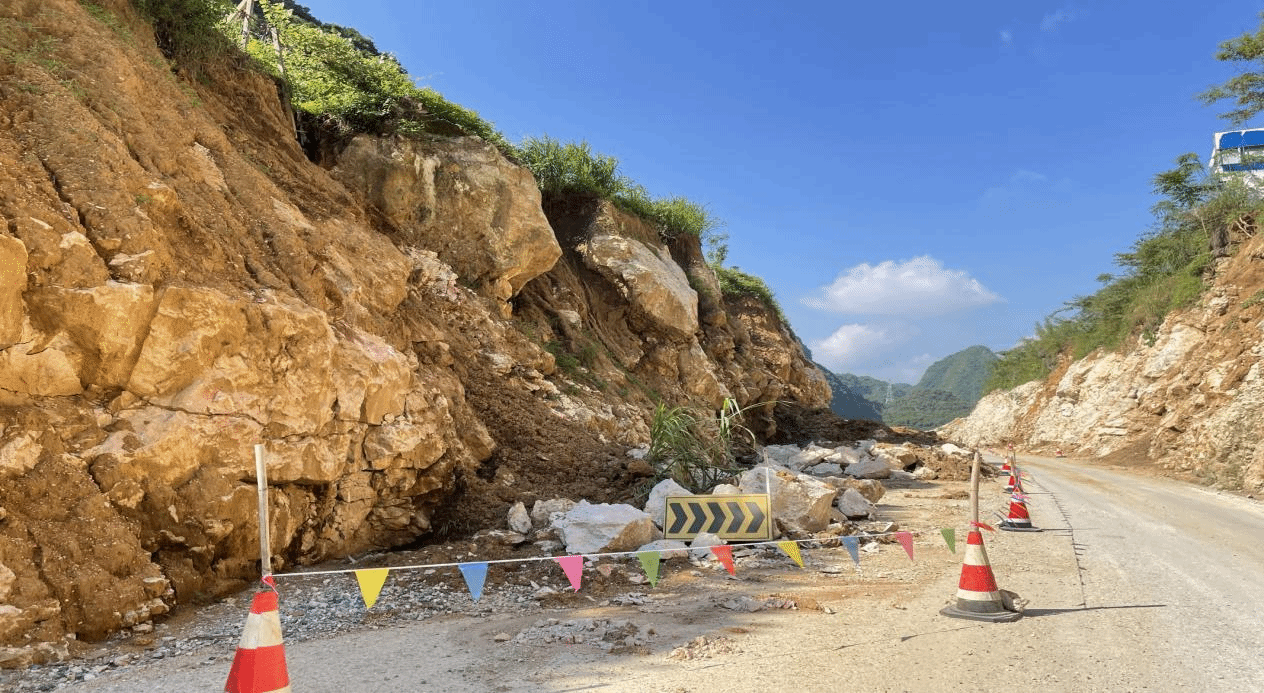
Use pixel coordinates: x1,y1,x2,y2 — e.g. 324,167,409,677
823,346,996,428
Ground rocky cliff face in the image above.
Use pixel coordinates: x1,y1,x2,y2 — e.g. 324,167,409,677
0,0,827,662
943,223,1264,495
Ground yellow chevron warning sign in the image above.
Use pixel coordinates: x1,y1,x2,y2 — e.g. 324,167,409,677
664,494,771,541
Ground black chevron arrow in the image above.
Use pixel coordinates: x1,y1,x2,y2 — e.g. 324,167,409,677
745,501,765,534
667,503,688,535
686,502,706,534
725,501,746,533
704,502,725,533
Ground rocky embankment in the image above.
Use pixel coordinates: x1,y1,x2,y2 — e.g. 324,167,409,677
943,225,1264,494
0,0,828,664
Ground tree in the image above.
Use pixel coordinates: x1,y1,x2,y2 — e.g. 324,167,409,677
1199,12,1264,124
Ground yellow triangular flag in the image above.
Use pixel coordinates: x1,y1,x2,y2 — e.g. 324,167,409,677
777,541,804,568
355,568,390,609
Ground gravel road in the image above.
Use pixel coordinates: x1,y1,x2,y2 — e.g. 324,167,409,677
8,454,1262,692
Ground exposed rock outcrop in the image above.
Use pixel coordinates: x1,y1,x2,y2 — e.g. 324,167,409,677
0,0,829,662
944,227,1264,494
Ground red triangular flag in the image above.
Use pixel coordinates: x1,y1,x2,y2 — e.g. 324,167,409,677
710,545,736,575
554,555,583,591
895,532,914,561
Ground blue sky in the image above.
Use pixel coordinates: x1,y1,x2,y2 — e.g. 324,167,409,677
294,0,1261,383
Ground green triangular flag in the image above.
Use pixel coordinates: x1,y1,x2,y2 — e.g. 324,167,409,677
637,551,661,587
941,528,956,553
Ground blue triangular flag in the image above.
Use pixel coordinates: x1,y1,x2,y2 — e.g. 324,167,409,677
841,536,860,567
459,562,488,602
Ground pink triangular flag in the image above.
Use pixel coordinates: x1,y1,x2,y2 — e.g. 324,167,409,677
554,555,584,591
710,545,736,575
895,532,914,561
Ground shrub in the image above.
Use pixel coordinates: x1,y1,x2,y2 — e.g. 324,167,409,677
515,136,720,240
644,398,759,493
130,0,237,74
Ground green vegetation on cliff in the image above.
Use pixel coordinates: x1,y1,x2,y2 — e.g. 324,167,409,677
986,158,1263,393
129,0,733,253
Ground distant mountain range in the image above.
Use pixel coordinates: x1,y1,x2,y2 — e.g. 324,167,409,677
816,345,998,429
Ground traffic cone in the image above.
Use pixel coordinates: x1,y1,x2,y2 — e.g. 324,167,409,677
999,492,1041,532
225,590,292,693
940,530,1022,622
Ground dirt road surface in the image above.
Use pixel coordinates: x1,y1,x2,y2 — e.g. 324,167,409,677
25,454,1264,692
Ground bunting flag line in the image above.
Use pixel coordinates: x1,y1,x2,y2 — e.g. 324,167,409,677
354,568,389,609
637,551,661,587
710,545,736,575
895,532,915,561
777,541,804,568
841,536,860,568
272,526,943,610
459,562,488,602
555,555,584,591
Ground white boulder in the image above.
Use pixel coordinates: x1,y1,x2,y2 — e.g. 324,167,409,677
738,465,837,532
555,501,660,554
644,478,692,529
507,501,532,534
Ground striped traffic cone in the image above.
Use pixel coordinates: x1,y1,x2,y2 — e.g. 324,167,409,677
999,492,1041,532
940,530,1022,622
225,590,292,693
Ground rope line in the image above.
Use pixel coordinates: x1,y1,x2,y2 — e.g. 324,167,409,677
269,527,943,580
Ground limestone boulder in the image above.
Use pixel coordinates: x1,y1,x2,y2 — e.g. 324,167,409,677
845,456,892,479
554,501,661,555
737,465,837,532
331,134,561,302
531,498,577,528
577,234,698,339
644,478,692,529
837,488,875,520
507,502,532,534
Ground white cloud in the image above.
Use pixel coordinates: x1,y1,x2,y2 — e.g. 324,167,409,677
999,29,1013,45
1040,8,1079,33
803,256,1002,317
809,323,914,372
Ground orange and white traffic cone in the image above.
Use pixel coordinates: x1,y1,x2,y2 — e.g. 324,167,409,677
225,590,292,693
940,529,1022,622
999,492,1041,532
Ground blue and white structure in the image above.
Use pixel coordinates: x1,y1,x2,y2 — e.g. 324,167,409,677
1210,129,1264,188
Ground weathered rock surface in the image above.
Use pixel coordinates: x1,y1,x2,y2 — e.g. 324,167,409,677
644,479,692,529
332,134,561,307
0,0,831,662
836,488,876,519
554,501,661,554
737,466,837,532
